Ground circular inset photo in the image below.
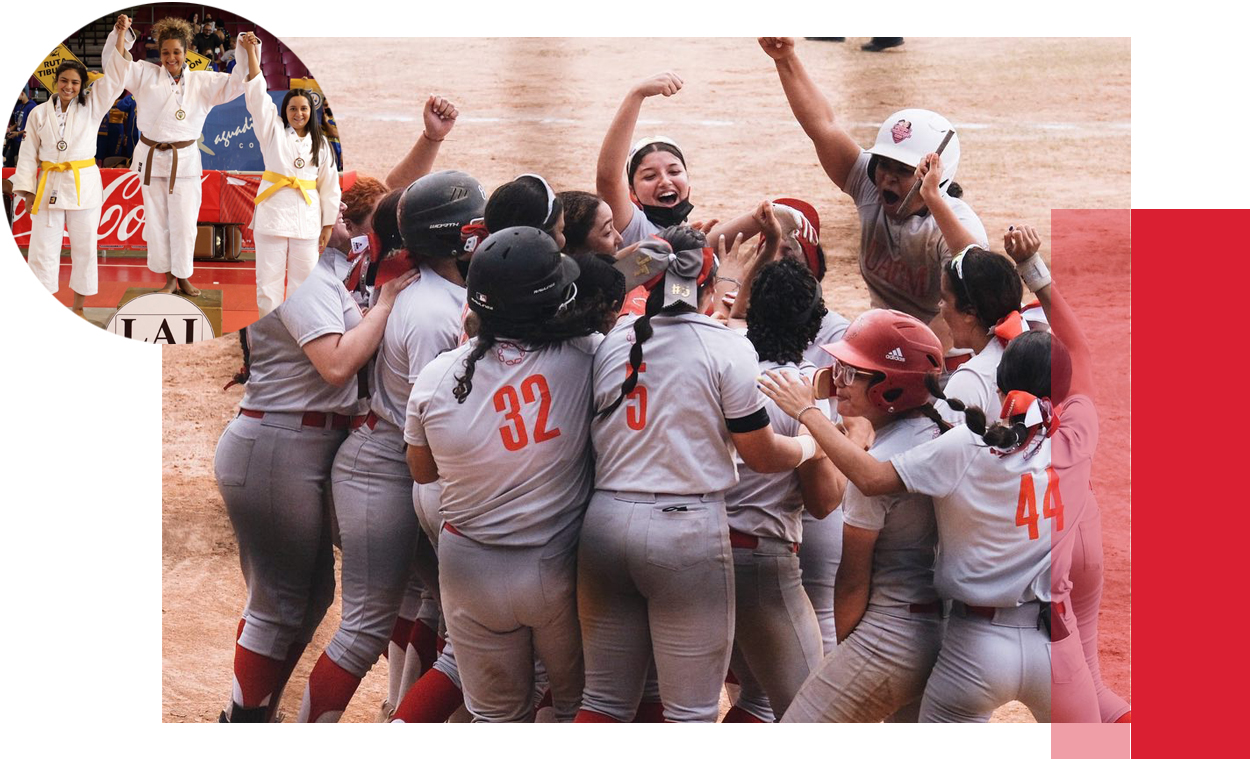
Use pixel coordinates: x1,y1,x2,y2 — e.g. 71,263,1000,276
3,4,344,343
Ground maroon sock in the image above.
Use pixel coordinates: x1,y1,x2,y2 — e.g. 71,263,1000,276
632,701,667,723
391,668,464,722
722,705,766,723
575,707,623,723
302,654,363,722
232,620,286,709
533,689,554,720
388,616,416,659
407,620,439,676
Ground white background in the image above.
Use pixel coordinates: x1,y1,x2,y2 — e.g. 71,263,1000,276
1,0,1188,748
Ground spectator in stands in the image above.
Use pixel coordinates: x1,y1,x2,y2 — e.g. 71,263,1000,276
4,87,38,168
144,29,160,60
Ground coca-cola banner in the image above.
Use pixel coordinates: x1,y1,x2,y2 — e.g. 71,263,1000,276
4,169,261,250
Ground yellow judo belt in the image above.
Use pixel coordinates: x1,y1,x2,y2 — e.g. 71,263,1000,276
254,171,315,206
30,159,95,216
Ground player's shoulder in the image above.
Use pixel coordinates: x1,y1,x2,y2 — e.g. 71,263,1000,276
416,342,470,387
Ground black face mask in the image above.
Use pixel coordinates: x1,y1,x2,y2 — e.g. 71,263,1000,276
640,198,694,228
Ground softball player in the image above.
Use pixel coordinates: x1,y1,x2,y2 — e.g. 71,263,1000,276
758,309,948,723
575,226,820,723
596,73,762,250
102,16,247,296
297,170,487,724
239,33,340,317
758,37,988,333
936,244,1027,424
714,198,853,652
760,327,1102,723
12,17,128,315
559,190,623,260
215,237,419,723
405,227,592,722
721,258,844,722
1001,226,1132,723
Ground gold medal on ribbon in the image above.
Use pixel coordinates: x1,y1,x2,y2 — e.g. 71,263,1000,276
294,157,305,169
56,140,68,151
175,109,186,121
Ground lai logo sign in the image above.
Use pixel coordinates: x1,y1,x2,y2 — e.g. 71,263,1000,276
106,293,216,344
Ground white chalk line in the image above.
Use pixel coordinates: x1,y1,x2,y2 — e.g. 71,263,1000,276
347,111,1130,132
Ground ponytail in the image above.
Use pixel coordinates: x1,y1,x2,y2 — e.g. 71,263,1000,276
923,374,1027,448
453,330,497,403
597,285,663,419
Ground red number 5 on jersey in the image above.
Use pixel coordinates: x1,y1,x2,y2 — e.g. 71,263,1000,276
625,362,647,431
1015,466,1064,540
492,374,561,452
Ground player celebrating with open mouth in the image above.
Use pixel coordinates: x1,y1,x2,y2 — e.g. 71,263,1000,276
758,37,988,347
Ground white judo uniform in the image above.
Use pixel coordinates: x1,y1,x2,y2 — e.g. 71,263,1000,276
103,35,246,280
12,30,128,296
243,67,340,316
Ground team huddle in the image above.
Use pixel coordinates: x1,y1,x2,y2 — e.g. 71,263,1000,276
212,36,1131,724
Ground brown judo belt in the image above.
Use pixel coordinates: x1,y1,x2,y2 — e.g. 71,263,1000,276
138,134,196,193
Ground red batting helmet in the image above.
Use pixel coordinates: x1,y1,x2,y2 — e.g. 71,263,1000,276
821,309,942,414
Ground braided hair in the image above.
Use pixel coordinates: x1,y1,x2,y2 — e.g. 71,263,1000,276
745,258,826,365
452,260,622,403
924,330,1057,449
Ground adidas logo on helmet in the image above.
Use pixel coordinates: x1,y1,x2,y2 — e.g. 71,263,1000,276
885,347,906,362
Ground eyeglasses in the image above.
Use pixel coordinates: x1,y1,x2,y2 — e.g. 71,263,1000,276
516,173,558,229
831,358,877,386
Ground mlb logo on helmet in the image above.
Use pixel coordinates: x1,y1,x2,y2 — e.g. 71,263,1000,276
106,292,216,344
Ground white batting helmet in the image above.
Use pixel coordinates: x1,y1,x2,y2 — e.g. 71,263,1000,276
868,109,960,188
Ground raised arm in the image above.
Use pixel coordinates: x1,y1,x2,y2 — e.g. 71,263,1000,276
301,268,420,386
758,370,905,496
238,35,280,142
386,95,458,189
90,18,135,118
1003,225,1094,398
759,38,862,192
100,14,144,93
596,72,683,232
916,152,979,254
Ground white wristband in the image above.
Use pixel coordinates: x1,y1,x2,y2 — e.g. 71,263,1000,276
1016,252,1052,293
796,434,818,466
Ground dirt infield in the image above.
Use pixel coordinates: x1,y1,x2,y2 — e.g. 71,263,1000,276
162,37,1130,723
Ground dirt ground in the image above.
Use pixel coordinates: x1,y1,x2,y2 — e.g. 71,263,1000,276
162,37,1131,723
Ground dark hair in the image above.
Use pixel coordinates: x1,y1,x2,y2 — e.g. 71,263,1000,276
368,188,404,260
152,17,193,55
280,89,326,167
53,61,89,106
596,275,709,419
943,247,1024,330
452,279,611,403
925,330,1061,449
745,258,826,365
627,142,686,187
485,176,561,235
559,190,604,255
569,253,627,332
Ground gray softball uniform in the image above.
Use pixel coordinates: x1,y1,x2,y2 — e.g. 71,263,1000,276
798,309,851,652
406,336,598,721
320,265,466,682
844,150,988,324
724,360,827,721
783,415,943,723
579,312,765,722
215,248,363,668
619,205,662,247
937,339,1005,426
893,427,1099,723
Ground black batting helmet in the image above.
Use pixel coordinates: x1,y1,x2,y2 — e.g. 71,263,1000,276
397,170,488,258
467,227,580,323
